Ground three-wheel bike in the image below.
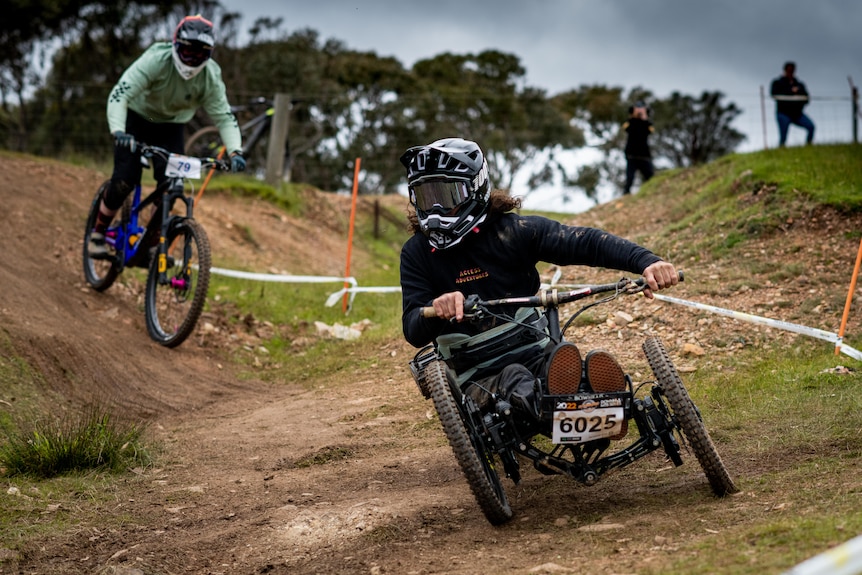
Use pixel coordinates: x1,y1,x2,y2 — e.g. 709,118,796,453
82,143,230,347
409,274,737,525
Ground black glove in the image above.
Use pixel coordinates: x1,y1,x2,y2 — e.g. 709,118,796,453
230,150,246,173
113,131,136,153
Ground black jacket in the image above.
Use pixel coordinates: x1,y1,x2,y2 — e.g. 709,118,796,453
623,117,653,159
770,76,809,119
400,211,663,347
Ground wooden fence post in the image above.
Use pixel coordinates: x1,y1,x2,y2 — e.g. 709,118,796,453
265,93,291,186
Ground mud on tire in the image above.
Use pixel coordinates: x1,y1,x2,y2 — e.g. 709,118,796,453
424,359,513,524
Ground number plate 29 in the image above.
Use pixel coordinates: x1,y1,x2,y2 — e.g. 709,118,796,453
552,405,624,444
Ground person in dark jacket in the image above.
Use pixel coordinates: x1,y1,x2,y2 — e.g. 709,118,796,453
770,61,815,147
399,137,679,420
622,101,654,195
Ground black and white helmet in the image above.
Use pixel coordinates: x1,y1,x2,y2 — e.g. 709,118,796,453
400,138,491,250
172,15,215,80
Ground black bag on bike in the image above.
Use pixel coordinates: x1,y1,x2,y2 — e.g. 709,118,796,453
436,307,551,385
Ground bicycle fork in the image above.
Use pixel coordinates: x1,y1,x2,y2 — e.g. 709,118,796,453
156,181,193,289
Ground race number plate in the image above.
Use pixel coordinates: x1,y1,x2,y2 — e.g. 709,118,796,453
166,154,202,179
552,400,625,444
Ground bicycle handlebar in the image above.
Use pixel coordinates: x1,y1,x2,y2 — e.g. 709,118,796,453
419,271,684,319
139,143,232,172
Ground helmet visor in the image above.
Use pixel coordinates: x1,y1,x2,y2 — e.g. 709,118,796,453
176,40,213,66
411,180,470,212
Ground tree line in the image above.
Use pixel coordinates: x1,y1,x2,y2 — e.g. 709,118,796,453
1,1,745,201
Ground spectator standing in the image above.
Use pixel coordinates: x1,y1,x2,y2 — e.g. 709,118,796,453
770,61,815,147
622,101,654,195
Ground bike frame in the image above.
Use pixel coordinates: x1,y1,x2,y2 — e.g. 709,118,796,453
102,148,206,285
239,108,274,157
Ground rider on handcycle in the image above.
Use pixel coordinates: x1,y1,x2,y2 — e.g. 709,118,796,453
399,137,680,425
88,14,246,260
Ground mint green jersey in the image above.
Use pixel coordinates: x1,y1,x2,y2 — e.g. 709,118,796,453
106,42,242,154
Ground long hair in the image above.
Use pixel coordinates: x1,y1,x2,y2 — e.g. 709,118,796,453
406,190,521,233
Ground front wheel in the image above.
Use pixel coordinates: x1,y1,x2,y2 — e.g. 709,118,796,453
82,181,121,291
643,337,738,496
144,218,211,347
424,360,513,525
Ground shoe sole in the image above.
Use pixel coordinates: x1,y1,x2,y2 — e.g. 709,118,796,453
585,350,627,393
585,350,628,439
546,343,582,395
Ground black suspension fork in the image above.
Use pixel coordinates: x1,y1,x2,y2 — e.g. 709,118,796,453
156,178,192,282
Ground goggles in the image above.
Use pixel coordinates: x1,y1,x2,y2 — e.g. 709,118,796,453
176,40,213,66
411,180,471,212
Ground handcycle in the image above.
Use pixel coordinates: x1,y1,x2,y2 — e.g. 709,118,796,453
409,273,738,525
82,143,231,347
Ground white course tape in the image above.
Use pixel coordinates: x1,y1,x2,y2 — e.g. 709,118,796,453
206,267,401,311
545,275,861,362
209,267,357,288
652,293,862,361
782,533,862,575
205,267,862,357
325,286,402,308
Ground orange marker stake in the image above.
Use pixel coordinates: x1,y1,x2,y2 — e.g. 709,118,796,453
836,236,862,355
194,145,226,207
343,158,361,313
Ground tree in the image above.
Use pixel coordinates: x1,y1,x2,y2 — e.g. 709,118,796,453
407,50,583,196
2,0,196,152
651,91,746,167
552,85,745,198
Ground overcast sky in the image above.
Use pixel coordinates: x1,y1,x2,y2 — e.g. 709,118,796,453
218,0,861,210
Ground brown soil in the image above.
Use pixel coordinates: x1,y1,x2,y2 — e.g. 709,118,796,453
1,152,860,574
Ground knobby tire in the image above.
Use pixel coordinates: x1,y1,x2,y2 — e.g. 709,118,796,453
144,218,211,347
82,181,120,291
643,337,738,496
424,360,513,525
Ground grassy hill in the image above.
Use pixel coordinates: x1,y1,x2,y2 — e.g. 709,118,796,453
1,142,861,574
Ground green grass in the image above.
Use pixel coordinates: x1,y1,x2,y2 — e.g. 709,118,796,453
0,406,151,477
3,144,862,572
636,143,862,260
644,345,862,574
0,472,143,552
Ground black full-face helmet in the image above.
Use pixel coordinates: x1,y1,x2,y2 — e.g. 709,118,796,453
400,138,491,250
172,15,215,80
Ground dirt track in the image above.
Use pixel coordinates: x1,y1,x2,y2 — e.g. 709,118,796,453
1,152,860,574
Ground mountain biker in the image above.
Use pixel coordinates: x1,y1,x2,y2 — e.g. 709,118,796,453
88,14,246,258
399,137,679,421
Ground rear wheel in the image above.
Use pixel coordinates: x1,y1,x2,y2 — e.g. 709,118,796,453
643,337,738,496
184,126,224,159
144,218,211,347
425,360,513,525
82,181,121,291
